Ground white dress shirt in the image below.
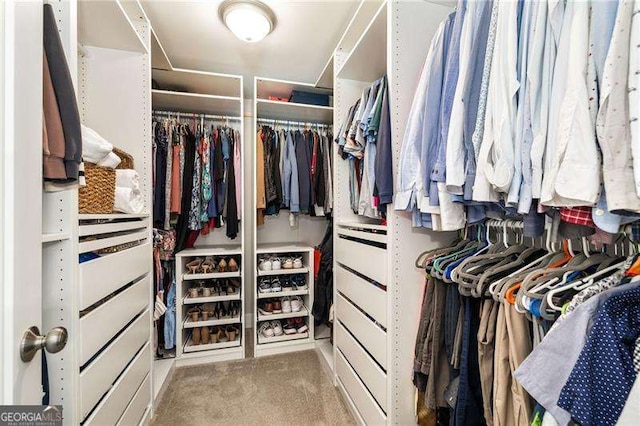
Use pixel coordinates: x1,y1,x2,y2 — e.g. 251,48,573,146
629,0,640,197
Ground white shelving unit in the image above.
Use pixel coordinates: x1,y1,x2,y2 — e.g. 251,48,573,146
253,244,315,357
175,247,245,364
330,1,454,424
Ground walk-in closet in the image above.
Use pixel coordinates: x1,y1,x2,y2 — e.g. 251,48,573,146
3,0,640,425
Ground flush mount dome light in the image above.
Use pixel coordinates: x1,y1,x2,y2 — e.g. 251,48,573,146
219,0,276,43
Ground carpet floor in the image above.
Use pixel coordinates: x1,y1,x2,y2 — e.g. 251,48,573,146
151,350,355,425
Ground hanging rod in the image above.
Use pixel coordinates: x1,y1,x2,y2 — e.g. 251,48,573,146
484,219,524,230
257,118,331,128
152,110,242,122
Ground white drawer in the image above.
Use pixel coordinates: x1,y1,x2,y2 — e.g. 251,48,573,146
336,323,387,410
117,374,150,426
336,265,386,327
79,243,150,310
336,350,387,426
335,234,387,286
80,310,150,420
84,343,151,426
80,275,149,365
336,294,387,369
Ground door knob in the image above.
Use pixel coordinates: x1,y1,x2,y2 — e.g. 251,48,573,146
20,326,68,362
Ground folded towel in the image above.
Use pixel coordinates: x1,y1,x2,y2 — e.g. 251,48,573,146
113,186,144,214
115,169,140,190
96,152,121,169
81,125,113,163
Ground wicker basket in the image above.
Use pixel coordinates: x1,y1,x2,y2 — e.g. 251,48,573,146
114,147,134,170
78,163,115,214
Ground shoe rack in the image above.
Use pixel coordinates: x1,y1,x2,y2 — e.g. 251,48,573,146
175,247,245,364
253,244,315,357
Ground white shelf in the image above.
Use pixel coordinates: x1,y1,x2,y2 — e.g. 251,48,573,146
176,245,242,256
257,289,309,299
182,271,241,281
152,89,242,117
183,315,241,329
335,0,386,53
256,77,332,100
183,336,241,353
77,0,147,53
42,232,71,243
256,99,333,124
257,306,309,321
183,293,241,305
257,267,309,276
150,27,172,70
257,332,309,345
315,56,334,89
152,68,241,98
337,2,387,82
79,213,150,220
337,222,388,231
256,243,314,254
153,358,175,399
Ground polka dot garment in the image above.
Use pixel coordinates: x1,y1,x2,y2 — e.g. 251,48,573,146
557,286,640,426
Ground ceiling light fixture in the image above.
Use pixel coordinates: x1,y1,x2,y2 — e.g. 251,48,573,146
219,0,276,43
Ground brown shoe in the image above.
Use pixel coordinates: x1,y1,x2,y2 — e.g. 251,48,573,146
188,307,200,322
226,325,238,342
217,258,228,273
201,327,211,344
210,326,220,343
192,327,201,345
259,301,274,315
272,300,282,313
228,258,239,272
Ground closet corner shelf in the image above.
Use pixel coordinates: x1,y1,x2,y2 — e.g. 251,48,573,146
257,332,309,345
182,293,241,305
152,89,242,117
182,315,241,328
152,68,242,99
183,336,241,353
256,99,333,124
257,267,309,276
257,306,309,322
77,0,148,54
257,289,309,299
42,232,71,243
336,1,387,82
182,271,241,281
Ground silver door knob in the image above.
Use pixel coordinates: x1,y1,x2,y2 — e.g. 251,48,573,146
20,326,68,362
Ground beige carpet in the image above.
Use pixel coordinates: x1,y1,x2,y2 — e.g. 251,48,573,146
152,350,355,426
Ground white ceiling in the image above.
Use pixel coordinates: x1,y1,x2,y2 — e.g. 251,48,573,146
142,0,359,96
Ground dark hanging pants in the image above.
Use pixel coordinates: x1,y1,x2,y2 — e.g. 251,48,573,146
175,129,196,253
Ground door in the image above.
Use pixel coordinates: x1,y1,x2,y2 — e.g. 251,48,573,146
1,0,45,404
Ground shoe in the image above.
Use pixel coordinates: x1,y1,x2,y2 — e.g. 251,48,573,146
259,322,274,338
226,280,237,294
272,300,282,314
186,258,203,274
281,277,293,292
201,257,216,274
281,297,292,313
201,310,212,321
294,318,308,333
230,301,240,317
258,278,272,293
291,296,303,312
258,301,274,315
201,326,211,344
192,327,201,345
226,325,239,341
259,257,272,271
282,258,293,269
283,319,297,335
188,287,199,298
228,278,241,289
213,302,221,319
217,258,228,273
202,286,212,297
221,301,230,318
292,275,308,290
270,277,282,292
293,257,303,269
228,258,239,272
271,320,284,336
210,326,220,343
187,307,200,322
271,257,282,270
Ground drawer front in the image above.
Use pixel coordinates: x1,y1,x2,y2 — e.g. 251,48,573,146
80,275,149,365
336,351,387,426
335,235,387,286
117,374,150,426
80,310,150,420
79,243,150,310
85,343,151,426
336,294,387,369
336,265,386,327
336,323,387,410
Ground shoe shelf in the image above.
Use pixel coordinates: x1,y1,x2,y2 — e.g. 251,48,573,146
183,335,241,353
182,270,241,280
257,267,309,276
182,314,242,328
183,293,241,304
257,332,309,345
257,289,309,299
257,306,309,322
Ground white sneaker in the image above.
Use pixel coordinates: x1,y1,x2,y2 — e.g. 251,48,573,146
295,319,308,334
293,257,303,269
291,296,303,312
259,258,272,271
271,257,282,270
259,322,274,338
282,258,293,269
271,320,284,336
281,297,292,313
